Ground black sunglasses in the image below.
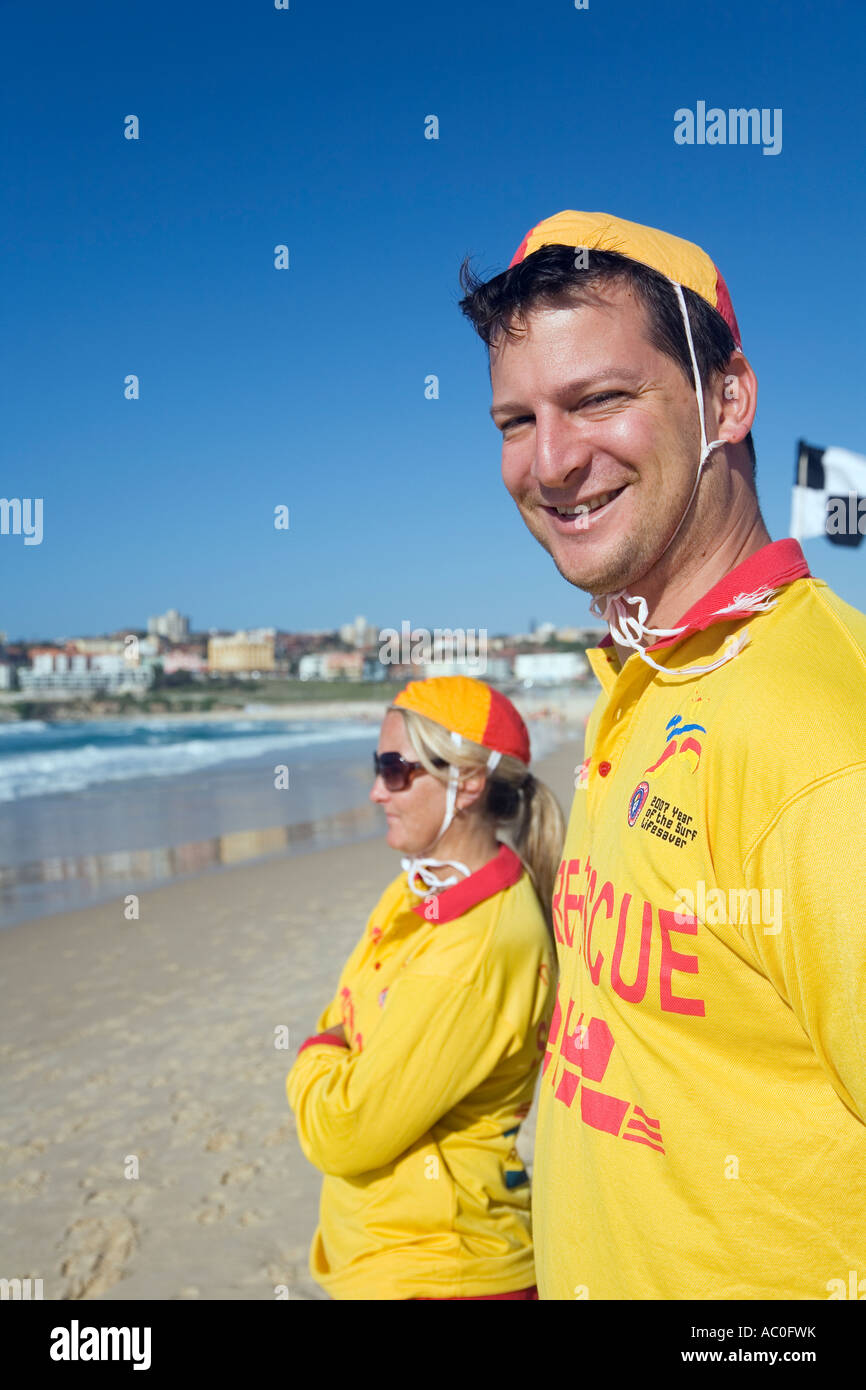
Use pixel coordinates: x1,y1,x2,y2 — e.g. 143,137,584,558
373,751,447,792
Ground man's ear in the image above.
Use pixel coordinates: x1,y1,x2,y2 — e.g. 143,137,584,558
712,350,757,447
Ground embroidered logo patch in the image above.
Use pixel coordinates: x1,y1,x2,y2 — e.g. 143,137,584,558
627,780,649,826
626,704,707,844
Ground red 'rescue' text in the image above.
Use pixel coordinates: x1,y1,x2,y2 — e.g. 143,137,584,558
551,857,705,1017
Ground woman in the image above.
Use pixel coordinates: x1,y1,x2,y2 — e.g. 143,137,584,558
286,675,565,1299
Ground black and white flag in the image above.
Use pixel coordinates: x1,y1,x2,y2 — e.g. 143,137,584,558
790,440,866,547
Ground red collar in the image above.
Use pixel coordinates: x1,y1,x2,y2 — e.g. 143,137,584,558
410,842,524,923
597,539,811,652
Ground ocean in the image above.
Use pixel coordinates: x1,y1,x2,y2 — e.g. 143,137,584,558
0,706,573,930
0,714,384,929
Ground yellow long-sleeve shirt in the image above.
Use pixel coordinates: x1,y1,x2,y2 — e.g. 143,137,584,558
534,539,866,1300
286,843,556,1300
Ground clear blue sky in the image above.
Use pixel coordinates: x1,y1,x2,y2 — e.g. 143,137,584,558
2,0,864,642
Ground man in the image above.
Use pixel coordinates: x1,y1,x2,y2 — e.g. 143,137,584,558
458,210,866,1300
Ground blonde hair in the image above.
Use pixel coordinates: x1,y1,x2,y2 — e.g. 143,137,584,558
395,706,566,937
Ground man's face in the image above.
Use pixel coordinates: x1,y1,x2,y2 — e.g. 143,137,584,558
489,280,706,599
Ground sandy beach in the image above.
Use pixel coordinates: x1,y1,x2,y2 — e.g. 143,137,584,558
0,741,584,1301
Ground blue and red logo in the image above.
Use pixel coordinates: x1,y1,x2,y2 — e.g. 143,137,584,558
628,780,649,826
644,713,706,777
627,707,707,827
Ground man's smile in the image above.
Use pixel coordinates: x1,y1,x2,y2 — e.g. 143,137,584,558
540,484,629,530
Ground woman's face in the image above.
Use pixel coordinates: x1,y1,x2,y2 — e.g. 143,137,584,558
370,710,448,855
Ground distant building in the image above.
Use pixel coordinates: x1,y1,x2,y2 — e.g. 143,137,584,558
0,662,15,689
339,615,378,649
69,635,160,661
162,647,209,676
18,649,154,694
208,629,276,673
147,608,190,643
514,651,588,684
419,656,512,681
363,657,386,682
378,660,416,683
68,637,124,655
298,650,365,681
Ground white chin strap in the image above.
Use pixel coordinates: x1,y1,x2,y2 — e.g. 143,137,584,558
589,279,758,677
402,741,503,896
402,857,471,895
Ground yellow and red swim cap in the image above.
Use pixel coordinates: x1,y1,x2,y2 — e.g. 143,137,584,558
508,209,741,350
392,676,531,766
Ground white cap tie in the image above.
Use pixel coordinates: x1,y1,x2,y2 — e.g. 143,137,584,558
400,736,508,895
589,279,762,678
401,856,472,896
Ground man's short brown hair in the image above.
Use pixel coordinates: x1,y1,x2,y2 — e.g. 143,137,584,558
458,245,756,475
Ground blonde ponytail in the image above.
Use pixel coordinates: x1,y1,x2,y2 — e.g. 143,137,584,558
512,774,566,938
